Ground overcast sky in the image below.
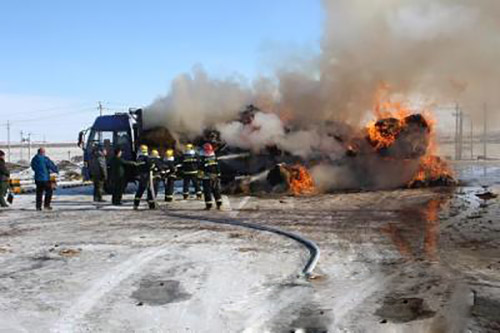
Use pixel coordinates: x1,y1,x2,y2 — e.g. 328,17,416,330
0,0,323,142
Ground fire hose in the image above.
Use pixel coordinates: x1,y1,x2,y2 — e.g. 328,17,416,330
164,212,320,278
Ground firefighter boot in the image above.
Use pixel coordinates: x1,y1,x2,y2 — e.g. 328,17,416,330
205,203,213,210
216,201,222,210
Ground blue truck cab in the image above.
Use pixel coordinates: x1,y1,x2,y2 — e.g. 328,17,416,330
79,109,143,184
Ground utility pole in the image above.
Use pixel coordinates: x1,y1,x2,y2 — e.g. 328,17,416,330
27,133,32,159
454,104,464,160
470,117,474,160
20,131,23,162
6,121,10,163
459,107,464,161
483,103,488,160
98,101,103,116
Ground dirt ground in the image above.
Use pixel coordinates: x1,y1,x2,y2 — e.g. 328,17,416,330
0,161,499,332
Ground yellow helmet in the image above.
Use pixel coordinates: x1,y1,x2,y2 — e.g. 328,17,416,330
140,145,148,154
165,149,174,157
151,149,160,158
185,143,194,150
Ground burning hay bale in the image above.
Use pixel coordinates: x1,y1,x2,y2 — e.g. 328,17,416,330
141,127,176,150
367,114,430,160
408,156,457,188
144,93,456,194
267,164,316,196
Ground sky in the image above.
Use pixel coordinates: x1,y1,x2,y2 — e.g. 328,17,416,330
0,0,323,143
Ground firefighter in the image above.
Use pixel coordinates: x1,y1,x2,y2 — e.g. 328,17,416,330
162,149,177,202
150,149,163,200
133,145,157,210
201,143,222,210
181,143,202,200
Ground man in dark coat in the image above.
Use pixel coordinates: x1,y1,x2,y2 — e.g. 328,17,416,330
89,145,108,202
31,147,59,211
200,143,223,210
0,150,10,208
109,147,136,205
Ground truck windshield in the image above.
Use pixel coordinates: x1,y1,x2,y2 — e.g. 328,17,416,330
87,130,132,159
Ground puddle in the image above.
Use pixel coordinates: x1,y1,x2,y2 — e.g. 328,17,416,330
381,197,447,262
375,297,435,323
277,303,331,333
131,279,191,306
288,306,330,333
454,163,500,187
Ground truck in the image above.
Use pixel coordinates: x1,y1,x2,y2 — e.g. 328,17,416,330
78,105,296,192
78,109,145,189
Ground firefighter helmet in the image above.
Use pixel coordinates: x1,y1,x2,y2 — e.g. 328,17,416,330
151,149,160,158
165,149,174,157
185,143,194,150
140,145,148,154
203,143,214,155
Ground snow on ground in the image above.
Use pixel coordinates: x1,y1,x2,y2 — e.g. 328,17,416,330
0,162,499,332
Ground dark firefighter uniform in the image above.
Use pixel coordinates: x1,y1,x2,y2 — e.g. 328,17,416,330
162,149,178,202
134,146,158,210
201,144,222,210
181,144,202,199
149,150,163,200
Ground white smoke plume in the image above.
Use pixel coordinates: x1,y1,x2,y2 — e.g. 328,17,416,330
144,66,254,139
145,0,500,143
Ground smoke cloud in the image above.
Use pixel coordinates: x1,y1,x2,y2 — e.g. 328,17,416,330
146,0,500,135
144,0,500,189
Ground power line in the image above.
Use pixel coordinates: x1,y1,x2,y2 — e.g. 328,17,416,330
4,102,95,116
1,106,96,126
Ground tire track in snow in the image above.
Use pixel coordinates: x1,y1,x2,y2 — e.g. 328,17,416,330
51,230,205,333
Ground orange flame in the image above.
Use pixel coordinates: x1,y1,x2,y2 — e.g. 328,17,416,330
289,165,316,196
367,87,454,187
409,155,455,187
367,91,414,149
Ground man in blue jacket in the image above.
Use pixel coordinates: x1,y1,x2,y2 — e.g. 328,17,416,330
31,148,59,211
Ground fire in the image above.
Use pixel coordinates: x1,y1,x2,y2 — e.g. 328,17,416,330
409,155,455,188
366,88,455,187
289,165,316,196
367,93,416,149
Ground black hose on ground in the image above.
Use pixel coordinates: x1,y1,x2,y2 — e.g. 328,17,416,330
164,211,320,278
